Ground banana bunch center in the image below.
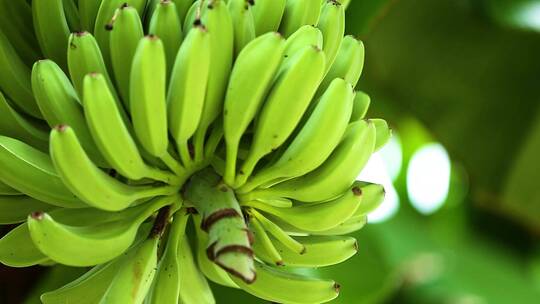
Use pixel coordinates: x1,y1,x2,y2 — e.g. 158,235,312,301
0,0,389,303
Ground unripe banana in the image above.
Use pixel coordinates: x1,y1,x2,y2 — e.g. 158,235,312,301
283,24,323,59
372,118,392,151
0,180,19,196
279,0,321,38
178,236,216,304
245,182,363,232
318,0,345,72
67,32,119,105
238,78,354,192
130,36,168,159
109,4,144,107
350,91,371,122
252,0,286,35
228,0,256,56
236,45,326,187
79,0,103,31
31,60,108,166
250,120,376,202
0,135,86,208
83,73,177,183
353,182,386,216
149,0,183,78
249,208,305,254
0,0,40,64
62,0,81,31
49,125,178,211
99,234,159,304
232,261,340,304
0,223,48,267
0,195,54,225
193,0,234,161
223,32,285,185
32,0,71,70
173,0,195,22
0,30,41,118
146,211,189,304
0,91,48,152
27,195,175,267
168,25,211,166
249,215,283,266
318,35,364,96
254,235,358,268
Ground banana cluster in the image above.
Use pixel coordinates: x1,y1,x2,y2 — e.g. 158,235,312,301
0,0,389,303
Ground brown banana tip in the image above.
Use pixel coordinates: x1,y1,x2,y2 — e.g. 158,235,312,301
30,211,44,220
334,282,341,293
104,23,113,31
247,0,255,5
54,124,68,132
312,45,322,52
276,260,284,266
300,246,307,255
354,240,359,252
352,187,362,196
75,31,88,36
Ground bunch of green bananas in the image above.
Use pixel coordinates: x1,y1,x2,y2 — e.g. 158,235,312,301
0,0,389,303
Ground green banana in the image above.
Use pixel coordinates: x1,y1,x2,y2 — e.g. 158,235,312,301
279,0,321,37
178,236,216,304
79,0,103,31
372,118,392,151
99,234,159,304
41,259,122,304
238,78,354,192
172,0,194,22
193,0,234,162
93,0,147,66
0,0,40,64
149,0,183,78
235,45,326,187
31,59,109,167
0,180,20,195
228,0,256,56
232,261,340,304
250,120,376,202
109,4,144,107
350,91,371,122
27,195,175,267
67,32,119,105
83,73,178,183
130,36,168,158
244,182,364,232
0,135,86,208
0,91,48,152
283,24,323,59
318,0,345,72
249,215,283,265
146,211,189,304
249,208,305,254
251,0,286,35
254,235,358,268
353,182,385,216
318,34,364,96
0,195,54,225
32,0,71,70
313,214,368,236
62,0,81,31
49,125,178,211
168,25,211,166
223,32,285,185
0,29,41,118
0,223,48,267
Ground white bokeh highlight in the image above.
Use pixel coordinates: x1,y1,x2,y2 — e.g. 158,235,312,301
406,143,451,215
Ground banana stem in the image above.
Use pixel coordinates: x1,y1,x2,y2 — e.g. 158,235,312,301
193,126,207,163
183,168,256,283
160,151,186,177
136,184,181,200
178,141,192,168
146,167,183,185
